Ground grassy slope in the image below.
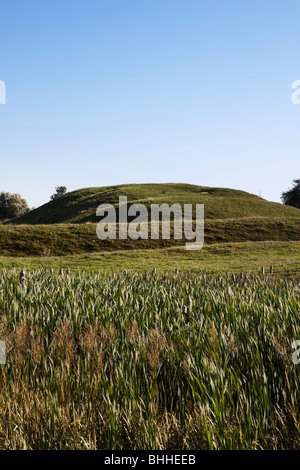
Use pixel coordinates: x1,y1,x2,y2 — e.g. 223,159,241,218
1,241,300,277
1,184,299,276
0,217,299,256
8,183,300,224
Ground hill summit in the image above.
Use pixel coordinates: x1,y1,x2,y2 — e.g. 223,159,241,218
9,183,300,225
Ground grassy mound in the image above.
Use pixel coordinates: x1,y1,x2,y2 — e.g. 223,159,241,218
7,183,300,225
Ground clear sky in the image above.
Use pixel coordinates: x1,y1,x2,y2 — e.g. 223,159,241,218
0,0,299,208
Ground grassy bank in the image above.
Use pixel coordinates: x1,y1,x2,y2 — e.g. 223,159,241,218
1,241,300,278
1,217,299,257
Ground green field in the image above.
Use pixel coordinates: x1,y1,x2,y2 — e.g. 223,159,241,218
0,270,299,449
1,183,299,275
1,241,300,278
0,183,299,450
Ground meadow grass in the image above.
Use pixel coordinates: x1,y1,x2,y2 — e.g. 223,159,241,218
1,241,300,278
0,269,299,449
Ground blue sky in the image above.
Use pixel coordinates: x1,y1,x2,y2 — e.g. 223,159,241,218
0,0,299,208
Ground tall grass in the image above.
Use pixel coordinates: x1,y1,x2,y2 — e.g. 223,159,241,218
0,269,299,449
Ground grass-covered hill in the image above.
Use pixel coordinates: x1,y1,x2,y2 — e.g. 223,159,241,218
8,183,300,225
1,183,299,260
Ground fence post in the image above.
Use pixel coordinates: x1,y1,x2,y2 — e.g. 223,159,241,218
19,269,25,284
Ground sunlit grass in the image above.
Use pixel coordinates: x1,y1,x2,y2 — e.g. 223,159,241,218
0,269,299,449
1,241,300,278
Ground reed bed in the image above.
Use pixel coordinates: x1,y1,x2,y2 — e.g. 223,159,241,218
0,269,299,449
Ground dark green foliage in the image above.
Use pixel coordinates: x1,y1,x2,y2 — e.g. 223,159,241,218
50,186,67,201
281,179,300,209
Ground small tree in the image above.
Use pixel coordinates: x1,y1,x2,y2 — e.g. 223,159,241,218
281,179,300,209
0,192,30,220
50,186,67,200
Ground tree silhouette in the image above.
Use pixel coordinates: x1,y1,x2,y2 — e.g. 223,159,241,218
50,186,67,200
281,179,300,209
